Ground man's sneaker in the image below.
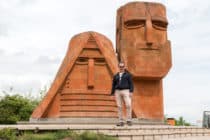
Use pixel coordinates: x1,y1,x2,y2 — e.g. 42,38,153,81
127,121,132,126
116,122,124,126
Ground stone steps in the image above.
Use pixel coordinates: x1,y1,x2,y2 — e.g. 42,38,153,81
60,99,116,106
1,124,210,140
59,111,118,117
60,105,118,112
28,118,164,125
59,93,118,118
60,94,115,101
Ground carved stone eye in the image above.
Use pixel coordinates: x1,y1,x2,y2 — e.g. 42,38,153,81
76,57,88,64
124,19,145,29
152,20,168,31
94,58,106,65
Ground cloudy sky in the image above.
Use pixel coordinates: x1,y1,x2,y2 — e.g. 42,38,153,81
1,0,210,125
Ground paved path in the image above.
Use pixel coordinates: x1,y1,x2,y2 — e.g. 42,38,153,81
168,136,210,140
1,124,210,140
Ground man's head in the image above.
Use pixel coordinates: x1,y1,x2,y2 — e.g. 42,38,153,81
116,2,172,79
118,62,125,72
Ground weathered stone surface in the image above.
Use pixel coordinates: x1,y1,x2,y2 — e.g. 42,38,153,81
116,2,172,120
31,1,172,121
31,31,118,119
1,124,210,140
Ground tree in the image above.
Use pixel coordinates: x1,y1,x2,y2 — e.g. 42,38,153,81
0,94,38,124
175,116,191,126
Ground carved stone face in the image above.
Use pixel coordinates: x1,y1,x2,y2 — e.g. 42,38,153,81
31,32,119,119
71,47,110,90
63,34,113,92
116,2,171,79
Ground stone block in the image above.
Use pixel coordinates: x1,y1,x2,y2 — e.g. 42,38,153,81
132,135,144,140
118,136,131,140
144,135,154,140
154,135,162,140
161,135,169,139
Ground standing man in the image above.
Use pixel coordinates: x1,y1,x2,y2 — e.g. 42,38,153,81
111,62,134,126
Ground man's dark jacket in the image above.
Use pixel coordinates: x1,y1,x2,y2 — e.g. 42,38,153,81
111,71,134,95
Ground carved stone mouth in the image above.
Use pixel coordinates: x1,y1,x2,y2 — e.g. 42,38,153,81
137,47,159,50
136,45,160,50
135,42,168,50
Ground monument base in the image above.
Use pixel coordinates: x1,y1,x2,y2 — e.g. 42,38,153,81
26,117,165,125
2,123,210,140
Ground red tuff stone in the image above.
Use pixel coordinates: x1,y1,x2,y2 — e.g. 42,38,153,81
31,2,172,121
116,2,172,120
31,31,118,119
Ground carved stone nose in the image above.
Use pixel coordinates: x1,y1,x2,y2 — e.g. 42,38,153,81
88,58,94,88
146,42,153,46
145,18,154,45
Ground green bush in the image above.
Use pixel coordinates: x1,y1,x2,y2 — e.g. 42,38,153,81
19,130,70,140
0,128,17,140
0,94,39,124
72,131,117,140
175,116,191,126
20,131,117,140
0,130,117,140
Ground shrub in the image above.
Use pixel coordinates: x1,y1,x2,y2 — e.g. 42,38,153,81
0,130,118,140
19,130,70,140
0,128,16,140
0,94,39,124
20,131,117,140
73,131,117,140
175,116,191,126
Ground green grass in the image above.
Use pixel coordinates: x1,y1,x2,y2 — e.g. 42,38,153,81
19,130,70,140
0,129,118,140
73,131,117,140
0,128,17,140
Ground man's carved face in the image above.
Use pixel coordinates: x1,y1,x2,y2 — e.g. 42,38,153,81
116,2,171,79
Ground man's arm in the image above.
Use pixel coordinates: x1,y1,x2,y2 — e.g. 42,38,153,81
111,75,116,95
128,74,134,93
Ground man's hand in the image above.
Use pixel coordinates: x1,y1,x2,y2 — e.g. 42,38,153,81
129,92,133,98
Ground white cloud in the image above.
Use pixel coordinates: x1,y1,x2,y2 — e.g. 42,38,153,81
0,49,4,55
0,0,210,124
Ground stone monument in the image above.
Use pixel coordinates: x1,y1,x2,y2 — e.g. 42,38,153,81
31,2,172,122
31,32,119,119
116,2,172,120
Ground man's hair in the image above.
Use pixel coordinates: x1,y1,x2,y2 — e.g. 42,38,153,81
118,61,125,66
118,61,130,73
